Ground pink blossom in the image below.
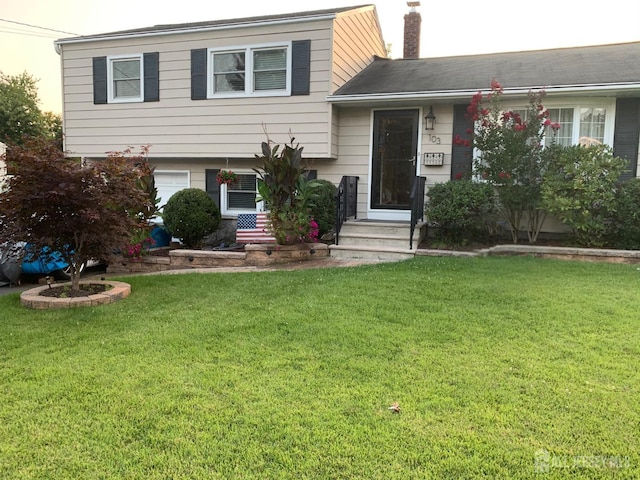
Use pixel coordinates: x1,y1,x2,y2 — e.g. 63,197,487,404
453,135,471,147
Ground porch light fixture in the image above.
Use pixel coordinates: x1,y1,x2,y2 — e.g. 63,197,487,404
424,106,436,130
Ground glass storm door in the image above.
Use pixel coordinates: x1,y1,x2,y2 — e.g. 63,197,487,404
371,109,419,212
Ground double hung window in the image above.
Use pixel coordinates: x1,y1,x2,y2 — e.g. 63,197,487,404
108,55,143,102
209,44,290,97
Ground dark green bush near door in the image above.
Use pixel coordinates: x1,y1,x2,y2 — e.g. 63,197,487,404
610,177,640,249
309,179,337,236
425,180,496,244
162,188,221,248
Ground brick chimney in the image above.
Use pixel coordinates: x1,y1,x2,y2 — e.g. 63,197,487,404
403,1,421,59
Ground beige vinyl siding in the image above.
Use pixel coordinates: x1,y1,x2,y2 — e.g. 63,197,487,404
327,7,385,162
60,20,334,159
331,7,386,93
330,106,339,158
319,107,372,216
325,105,456,218
420,104,454,188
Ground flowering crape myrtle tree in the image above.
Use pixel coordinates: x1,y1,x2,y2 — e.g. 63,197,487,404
455,80,560,243
0,138,152,291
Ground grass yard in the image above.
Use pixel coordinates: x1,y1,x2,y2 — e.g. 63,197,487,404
0,256,638,479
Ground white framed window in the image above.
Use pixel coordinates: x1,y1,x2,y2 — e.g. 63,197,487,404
107,54,144,103
253,48,287,91
509,100,614,147
208,43,291,98
220,173,261,215
213,51,246,93
154,170,190,212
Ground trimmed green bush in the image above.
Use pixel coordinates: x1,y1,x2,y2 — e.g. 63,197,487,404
541,144,626,247
425,180,496,244
162,188,221,248
610,177,640,249
309,179,336,236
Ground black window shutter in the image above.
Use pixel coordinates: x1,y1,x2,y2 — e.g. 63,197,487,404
143,52,160,102
191,49,208,100
206,169,221,207
291,40,311,96
613,97,640,182
92,56,108,105
450,104,473,180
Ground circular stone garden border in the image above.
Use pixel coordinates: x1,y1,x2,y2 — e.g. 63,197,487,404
20,281,131,310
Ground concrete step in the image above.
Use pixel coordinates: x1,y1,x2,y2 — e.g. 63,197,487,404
329,244,416,263
336,232,421,249
338,220,423,237
336,220,426,253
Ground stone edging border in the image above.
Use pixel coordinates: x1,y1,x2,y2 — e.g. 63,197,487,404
416,244,640,264
20,280,131,310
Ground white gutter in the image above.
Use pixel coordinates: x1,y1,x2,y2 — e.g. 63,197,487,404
327,82,640,104
54,13,338,48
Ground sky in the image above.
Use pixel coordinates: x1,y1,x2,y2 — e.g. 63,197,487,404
1,0,639,114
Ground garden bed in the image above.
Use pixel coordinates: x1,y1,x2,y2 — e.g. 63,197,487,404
106,243,330,274
20,280,131,309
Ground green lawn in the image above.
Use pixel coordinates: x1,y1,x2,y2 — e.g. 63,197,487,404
0,257,638,479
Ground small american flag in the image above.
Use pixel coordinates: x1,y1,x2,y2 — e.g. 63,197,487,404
236,213,276,244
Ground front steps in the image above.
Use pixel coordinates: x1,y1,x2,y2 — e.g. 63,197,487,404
329,220,426,262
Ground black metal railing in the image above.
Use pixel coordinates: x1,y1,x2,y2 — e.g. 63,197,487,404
335,176,359,245
409,176,426,250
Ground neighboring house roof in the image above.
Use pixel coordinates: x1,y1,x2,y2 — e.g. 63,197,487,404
330,41,640,103
55,5,374,44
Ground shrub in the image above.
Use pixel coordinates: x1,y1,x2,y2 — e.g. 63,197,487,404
610,177,640,249
541,144,626,247
162,188,221,248
308,179,336,236
425,180,496,244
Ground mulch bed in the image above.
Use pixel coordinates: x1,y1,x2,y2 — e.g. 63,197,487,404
39,283,110,298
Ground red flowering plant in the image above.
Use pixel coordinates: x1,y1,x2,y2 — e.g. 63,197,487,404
216,169,238,186
455,79,560,243
123,228,156,260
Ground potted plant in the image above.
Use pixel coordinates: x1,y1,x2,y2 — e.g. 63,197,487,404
253,138,321,245
216,169,238,186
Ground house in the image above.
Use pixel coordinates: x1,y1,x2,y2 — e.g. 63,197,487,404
54,5,386,213
54,3,640,256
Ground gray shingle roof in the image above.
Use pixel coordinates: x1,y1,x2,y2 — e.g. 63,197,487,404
333,42,640,97
57,5,373,43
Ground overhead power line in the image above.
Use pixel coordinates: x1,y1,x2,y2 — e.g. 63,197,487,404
0,18,79,36
0,27,61,39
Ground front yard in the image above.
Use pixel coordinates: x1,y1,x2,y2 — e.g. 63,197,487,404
0,256,637,478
